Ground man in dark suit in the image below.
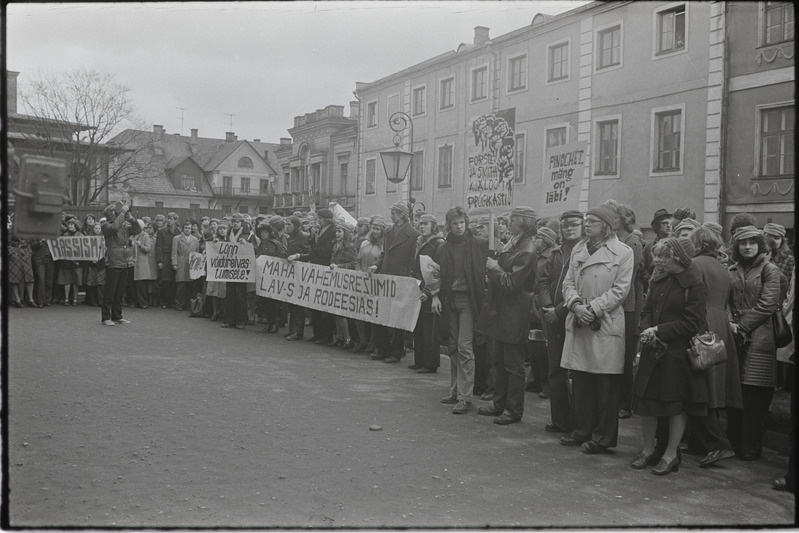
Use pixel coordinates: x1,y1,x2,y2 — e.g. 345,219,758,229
155,212,180,309
369,202,421,363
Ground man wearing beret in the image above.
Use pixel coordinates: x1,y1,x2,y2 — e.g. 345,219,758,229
100,201,142,325
288,207,337,344
369,202,421,363
640,208,672,294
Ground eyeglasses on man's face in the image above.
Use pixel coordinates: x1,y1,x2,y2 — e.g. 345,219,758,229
560,222,582,229
584,217,603,226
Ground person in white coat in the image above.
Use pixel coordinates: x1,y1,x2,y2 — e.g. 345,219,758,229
559,203,633,454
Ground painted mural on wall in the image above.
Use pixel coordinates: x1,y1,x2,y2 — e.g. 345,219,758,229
465,109,515,211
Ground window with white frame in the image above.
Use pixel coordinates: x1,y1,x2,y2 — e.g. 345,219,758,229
656,4,686,55
508,55,527,92
240,177,250,193
651,106,685,173
181,174,196,190
548,41,570,82
471,66,488,101
366,101,377,128
339,160,348,196
440,77,454,110
223,175,233,194
597,25,622,70
514,133,525,183
411,150,424,191
260,179,270,195
283,171,290,193
763,2,795,45
546,126,568,149
365,159,376,195
438,145,453,188
759,105,794,178
596,119,619,176
238,157,254,169
412,86,426,116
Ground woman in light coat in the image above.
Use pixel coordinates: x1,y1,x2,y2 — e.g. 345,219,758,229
560,204,633,454
726,225,782,461
172,220,200,311
134,222,158,308
352,215,387,354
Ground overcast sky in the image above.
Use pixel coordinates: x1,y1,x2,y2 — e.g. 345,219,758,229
7,1,586,143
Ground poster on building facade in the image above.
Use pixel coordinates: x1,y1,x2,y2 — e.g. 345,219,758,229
205,240,256,283
538,141,587,218
47,235,106,261
465,108,516,211
255,256,422,332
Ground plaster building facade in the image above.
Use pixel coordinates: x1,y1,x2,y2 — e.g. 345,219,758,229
354,1,794,236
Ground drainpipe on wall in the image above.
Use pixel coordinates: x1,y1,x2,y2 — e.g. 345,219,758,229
718,1,730,231
352,90,362,218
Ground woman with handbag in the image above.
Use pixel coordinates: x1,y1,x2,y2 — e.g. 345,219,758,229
687,226,741,467
726,225,782,461
631,237,708,475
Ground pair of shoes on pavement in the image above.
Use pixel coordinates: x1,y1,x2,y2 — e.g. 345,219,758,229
102,318,131,326
477,405,520,425
451,400,472,414
698,449,735,467
773,477,795,493
417,367,437,373
545,424,572,433
285,333,303,341
384,355,402,363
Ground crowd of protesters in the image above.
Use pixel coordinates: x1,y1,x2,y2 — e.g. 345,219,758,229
7,198,795,491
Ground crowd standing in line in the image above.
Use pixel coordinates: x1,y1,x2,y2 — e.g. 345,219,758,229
7,197,795,492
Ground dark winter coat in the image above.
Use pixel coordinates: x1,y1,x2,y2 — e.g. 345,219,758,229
633,262,708,408
103,211,141,269
476,233,538,345
300,223,336,266
330,242,359,270
693,252,743,409
619,230,644,319
411,233,445,314
376,221,420,277
432,230,488,346
728,255,782,387
155,226,180,280
286,230,311,258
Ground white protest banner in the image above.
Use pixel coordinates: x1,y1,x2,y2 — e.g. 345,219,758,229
189,252,205,280
205,241,256,283
465,108,516,211
539,141,587,218
47,236,106,261
255,256,422,332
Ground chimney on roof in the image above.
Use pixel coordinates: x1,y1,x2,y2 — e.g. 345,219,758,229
153,124,164,139
253,138,260,143
7,71,19,114
225,132,236,142
190,128,198,140
474,26,490,46
349,100,359,119
280,138,292,146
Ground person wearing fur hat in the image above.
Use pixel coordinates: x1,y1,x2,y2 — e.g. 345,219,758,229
559,203,633,453
632,237,708,475
727,226,783,461
369,202,421,363
409,214,446,373
288,207,337,344
57,217,84,305
283,216,312,341
100,201,142,325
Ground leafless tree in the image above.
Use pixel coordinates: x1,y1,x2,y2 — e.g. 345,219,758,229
18,68,159,205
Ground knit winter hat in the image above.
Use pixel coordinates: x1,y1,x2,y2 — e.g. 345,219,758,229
732,225,762,242
672,206,697,222
390,202,409,218
763,223,786,238
288,216,302,230
510,206,537,219
672,217,701,235
370,215,389,229
357,217,371,226
537,226,558,247
418,214,439,226
586,204,616,229
663,236,696,268
702,222,723,236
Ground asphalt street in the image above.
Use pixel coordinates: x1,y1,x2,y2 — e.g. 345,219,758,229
6,305,796,528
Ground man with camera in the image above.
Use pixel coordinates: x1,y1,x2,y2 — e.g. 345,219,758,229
100,201,141,326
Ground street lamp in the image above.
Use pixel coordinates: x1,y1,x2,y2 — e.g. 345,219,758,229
379,111,415,217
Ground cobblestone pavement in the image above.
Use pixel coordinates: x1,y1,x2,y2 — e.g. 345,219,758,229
6,305,795,527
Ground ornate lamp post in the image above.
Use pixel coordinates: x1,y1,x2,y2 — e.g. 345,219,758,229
379,111,416,217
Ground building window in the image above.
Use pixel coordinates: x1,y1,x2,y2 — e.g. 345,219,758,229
365,159,376,195
764,2,795,45
438,145,453,188
508,55,527,92
260,179,270,195
546,126,568,149
411,150,424,191
238,157,254,169
653,108,683,173
760,105,794,178
471,66,488,102
597,25,622,70
189,203,200,210
181,174,196,190
440,77,454,110
412,85,426,116
548,41,570,82
240,177,250,193
596,119,619,175
283,172,290,193
222,176,233,194
155,201,164,209
513,133,525,183
339,161,348,196
366,101,377,128
657,4,686,55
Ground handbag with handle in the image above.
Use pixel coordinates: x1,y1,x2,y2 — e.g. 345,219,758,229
773,311,793,348
189,293,204,317
687,331,727,371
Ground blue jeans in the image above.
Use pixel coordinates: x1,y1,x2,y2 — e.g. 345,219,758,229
448,292,475,402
